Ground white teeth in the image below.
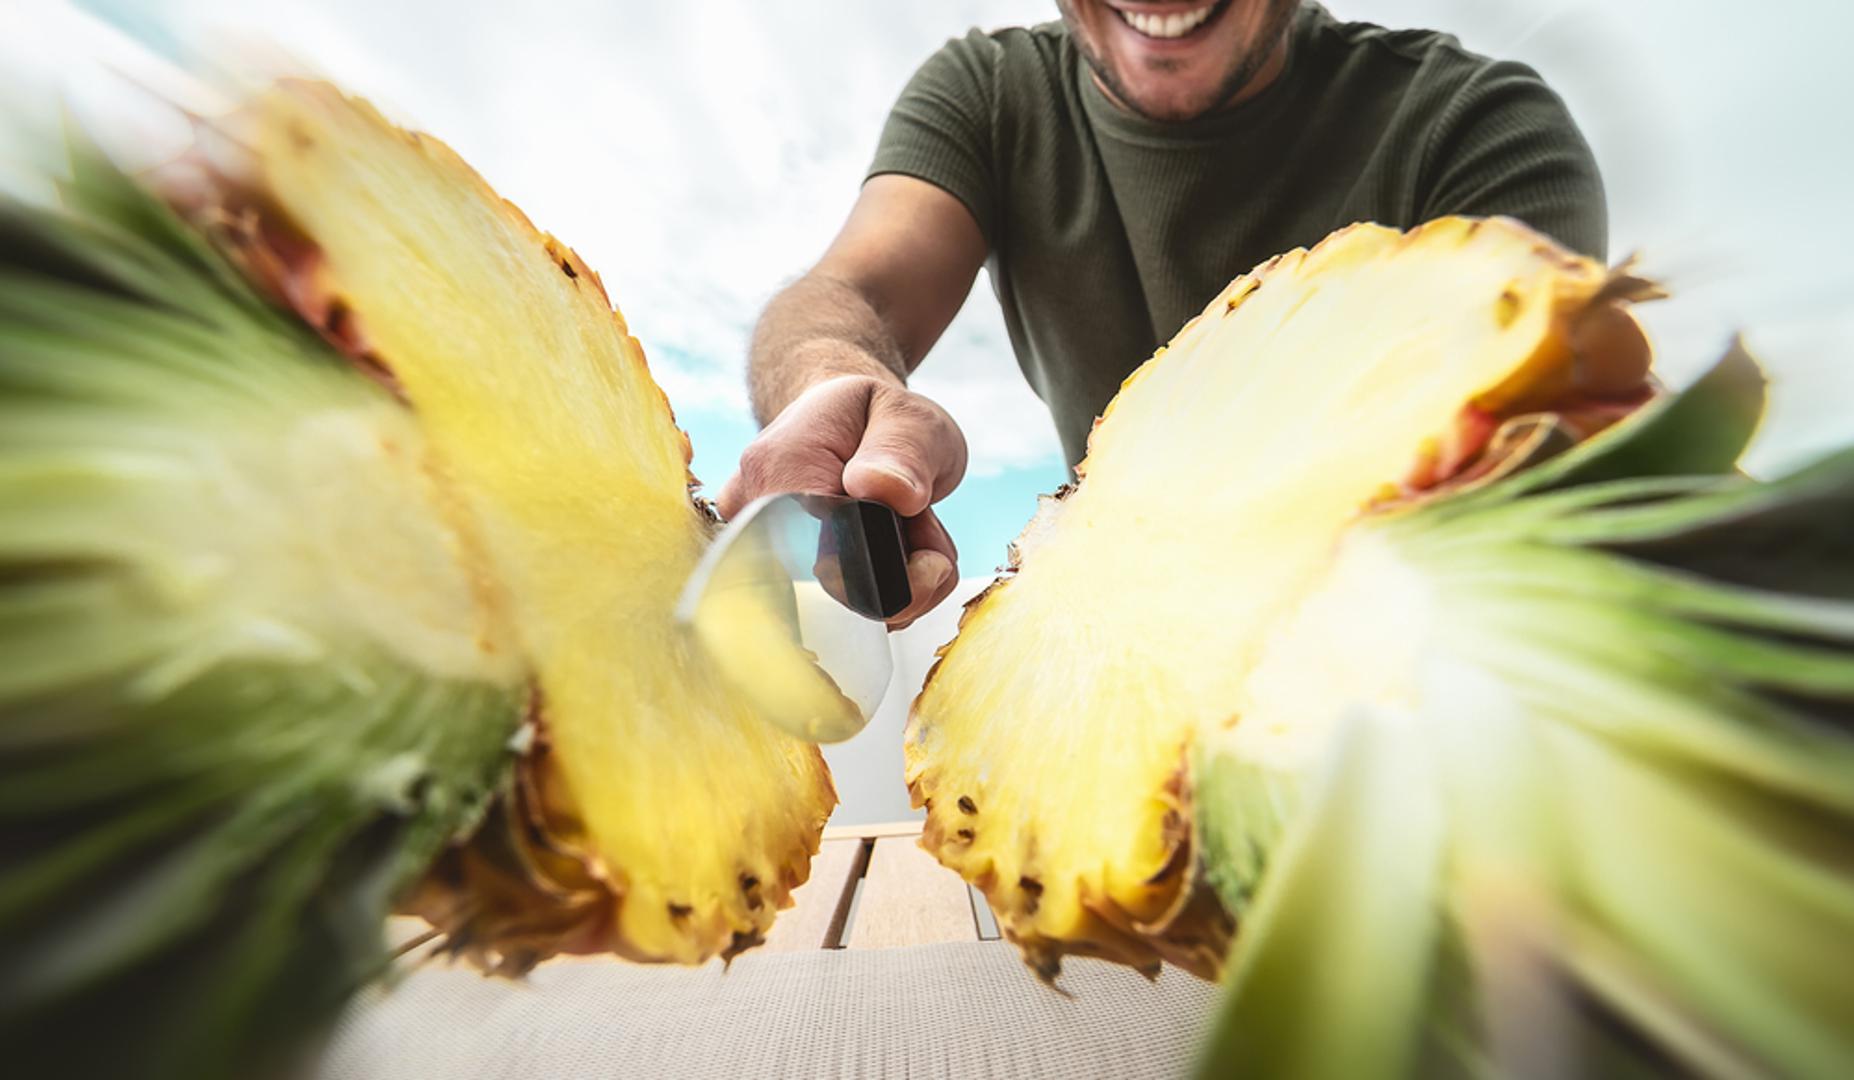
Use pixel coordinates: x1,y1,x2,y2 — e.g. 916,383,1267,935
1119,4,1214,39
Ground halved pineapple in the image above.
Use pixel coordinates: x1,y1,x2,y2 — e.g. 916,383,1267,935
906,219,1656,979
1,78,842,1079
235,81,839,965
910,217,1854,1075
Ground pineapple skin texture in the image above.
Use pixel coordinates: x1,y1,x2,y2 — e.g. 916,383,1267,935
906,218,1654,982
236,82,836,968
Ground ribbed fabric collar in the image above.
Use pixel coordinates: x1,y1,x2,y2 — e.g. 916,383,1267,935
1076,2,1321,148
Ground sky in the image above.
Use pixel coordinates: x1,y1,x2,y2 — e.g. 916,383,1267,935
7,0,1853,578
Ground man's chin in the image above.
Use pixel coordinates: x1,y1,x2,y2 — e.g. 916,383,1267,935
1099,67,1232,122
1068,0,1300,123
1121,87,1220,121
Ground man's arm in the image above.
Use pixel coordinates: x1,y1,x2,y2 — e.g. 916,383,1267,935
745,174,985,420
719,174,987,627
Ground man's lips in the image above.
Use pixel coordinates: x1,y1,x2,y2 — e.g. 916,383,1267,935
1103,0,1228,43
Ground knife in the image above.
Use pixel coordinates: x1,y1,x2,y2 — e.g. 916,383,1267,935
674,494,911,743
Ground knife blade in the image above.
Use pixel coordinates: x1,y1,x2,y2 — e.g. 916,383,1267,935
674,494,910,743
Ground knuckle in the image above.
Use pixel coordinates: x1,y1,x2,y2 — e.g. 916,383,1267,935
736,432,843,495
735,440,778,484
782,383,875,451
871,391,939,440
800,374,878,417
903,391,962,443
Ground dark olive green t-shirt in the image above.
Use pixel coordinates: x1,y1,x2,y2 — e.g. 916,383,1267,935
868,3,1607,469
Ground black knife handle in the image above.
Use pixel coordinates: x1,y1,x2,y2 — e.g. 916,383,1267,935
826,500,912,620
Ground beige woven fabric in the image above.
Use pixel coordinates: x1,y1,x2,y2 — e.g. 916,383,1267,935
317,941,1218,1079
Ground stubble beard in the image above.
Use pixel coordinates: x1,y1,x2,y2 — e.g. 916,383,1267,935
1064,0,1301,122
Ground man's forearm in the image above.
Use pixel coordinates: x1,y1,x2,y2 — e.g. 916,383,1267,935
747,273,909,423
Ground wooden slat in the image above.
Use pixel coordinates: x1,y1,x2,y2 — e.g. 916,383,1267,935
846,835,977,949
822,818,924,841
761,837,866,952
969,885,1002,941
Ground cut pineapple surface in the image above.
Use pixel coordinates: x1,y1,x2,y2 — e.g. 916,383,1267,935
243,82,838,964
906,211,1854,1074
907,218,1651,978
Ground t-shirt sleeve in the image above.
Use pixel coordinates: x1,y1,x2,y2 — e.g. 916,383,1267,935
867,29,1001,245
1417,59,1608,260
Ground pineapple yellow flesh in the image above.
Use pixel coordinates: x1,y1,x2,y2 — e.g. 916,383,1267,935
245,83,837,963
907,219,1643,976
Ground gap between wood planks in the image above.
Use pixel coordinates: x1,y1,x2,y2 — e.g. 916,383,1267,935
766,821,1003,951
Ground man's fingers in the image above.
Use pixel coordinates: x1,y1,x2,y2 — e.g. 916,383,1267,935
902,507,957,568
883,509,959,629
718,433,854,521
887,548,957,631
714,472,750,521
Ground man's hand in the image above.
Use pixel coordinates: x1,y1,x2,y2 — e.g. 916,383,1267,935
717,374,967,629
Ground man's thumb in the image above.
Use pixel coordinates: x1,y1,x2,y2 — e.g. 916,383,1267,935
840,400,959,517
842,449,930,516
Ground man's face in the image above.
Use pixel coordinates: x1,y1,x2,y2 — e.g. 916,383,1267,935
1057,0,1300,121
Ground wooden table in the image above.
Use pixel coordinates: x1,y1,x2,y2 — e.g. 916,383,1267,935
763,820,1002,951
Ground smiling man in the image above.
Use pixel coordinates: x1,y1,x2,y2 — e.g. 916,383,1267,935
723,1,1605,625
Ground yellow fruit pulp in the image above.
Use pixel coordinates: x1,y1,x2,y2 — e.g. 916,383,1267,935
250,82,836,963
907,218,1632,975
